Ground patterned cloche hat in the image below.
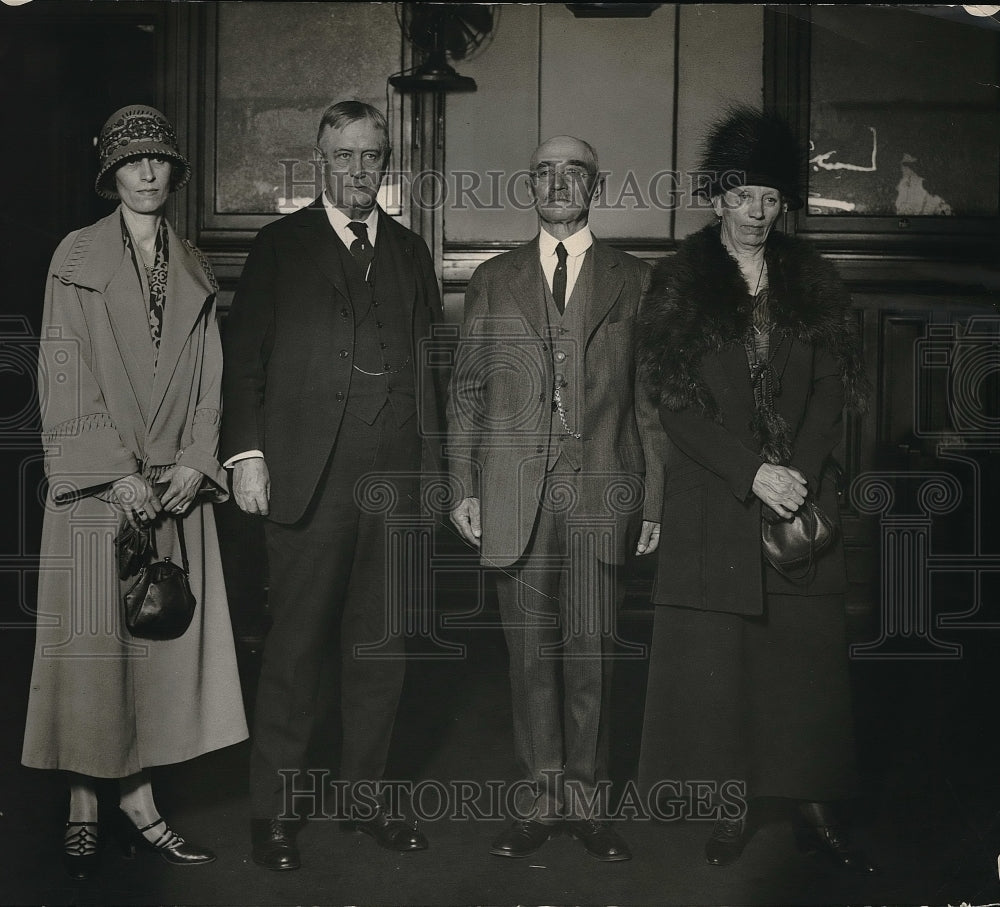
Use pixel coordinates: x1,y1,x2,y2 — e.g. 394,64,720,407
94,105,191,200
696,105,804,210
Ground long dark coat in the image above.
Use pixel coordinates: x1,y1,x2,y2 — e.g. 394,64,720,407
635,222,868,801
22,210,248,778
636,222,868,611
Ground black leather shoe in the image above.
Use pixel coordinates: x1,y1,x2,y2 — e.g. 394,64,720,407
355,808,428,852
565,819,631,862
251,817,301,871
705,816,747,866
796,824,877,873
63,821,100,881
489,819,559,858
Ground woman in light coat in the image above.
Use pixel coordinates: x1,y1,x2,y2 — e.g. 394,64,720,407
22,105,247,880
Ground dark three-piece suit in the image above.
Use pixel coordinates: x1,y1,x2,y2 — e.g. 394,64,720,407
222,199,443,818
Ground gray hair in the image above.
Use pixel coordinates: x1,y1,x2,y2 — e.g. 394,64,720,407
316,100,390,152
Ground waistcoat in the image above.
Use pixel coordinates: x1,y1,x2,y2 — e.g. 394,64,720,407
333,234,416,426
541,248,594,471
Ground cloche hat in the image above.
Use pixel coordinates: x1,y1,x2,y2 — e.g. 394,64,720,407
94,105,191,200
696,105,804,210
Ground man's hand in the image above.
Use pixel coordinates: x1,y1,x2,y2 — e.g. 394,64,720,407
159,464,204,515
233,457,270,516
110,473,163,529
450,496,482,548
636,520,660,556
752,463,807,519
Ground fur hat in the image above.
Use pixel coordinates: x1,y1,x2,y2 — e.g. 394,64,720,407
94,105,191,200
696,105,803,210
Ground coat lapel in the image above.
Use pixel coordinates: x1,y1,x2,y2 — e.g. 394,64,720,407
291,200,353,305
148,221,214,424
507,239,548,339
67,210,155,417
584,238,625,345
376,210,417,319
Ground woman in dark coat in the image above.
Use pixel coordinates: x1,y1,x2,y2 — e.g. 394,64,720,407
22,106,248,880
636,106,872,870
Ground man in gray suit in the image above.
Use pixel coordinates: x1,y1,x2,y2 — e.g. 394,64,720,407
447,136,666,861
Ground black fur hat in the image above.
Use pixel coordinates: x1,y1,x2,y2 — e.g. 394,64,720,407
696,105,804,210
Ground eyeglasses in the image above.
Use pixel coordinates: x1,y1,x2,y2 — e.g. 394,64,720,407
530,164,593,185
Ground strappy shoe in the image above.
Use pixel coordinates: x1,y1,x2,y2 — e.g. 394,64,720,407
116,810,216,865
63,821,100,880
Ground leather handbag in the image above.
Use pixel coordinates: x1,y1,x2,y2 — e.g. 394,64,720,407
761,499,835,583
115,520,152,581
120,517,197,640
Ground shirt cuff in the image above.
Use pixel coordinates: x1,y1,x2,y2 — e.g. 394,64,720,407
224,450,264,469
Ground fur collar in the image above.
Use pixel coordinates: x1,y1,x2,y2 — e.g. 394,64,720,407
637,222,868,424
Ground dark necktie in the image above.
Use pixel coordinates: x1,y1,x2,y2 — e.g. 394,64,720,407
552,242,568,315
346,221,374,278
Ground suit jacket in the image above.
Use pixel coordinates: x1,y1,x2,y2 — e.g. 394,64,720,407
446,236,667,567
222,201,444,525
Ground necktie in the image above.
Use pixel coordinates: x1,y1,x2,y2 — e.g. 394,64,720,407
553,242,568,315
347,221,374,278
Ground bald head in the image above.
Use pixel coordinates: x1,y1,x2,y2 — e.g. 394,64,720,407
530,135,599,176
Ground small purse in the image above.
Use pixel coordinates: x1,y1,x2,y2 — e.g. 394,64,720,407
761,499,835,583
115,520,152,581
120,517,197,640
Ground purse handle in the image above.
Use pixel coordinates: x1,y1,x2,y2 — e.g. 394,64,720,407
173,515,191,574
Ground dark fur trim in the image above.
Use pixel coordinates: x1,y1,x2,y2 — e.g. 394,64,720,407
637,223,869,445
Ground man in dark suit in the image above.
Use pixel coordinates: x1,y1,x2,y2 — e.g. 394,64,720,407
447,135,666,861
222,101,442,871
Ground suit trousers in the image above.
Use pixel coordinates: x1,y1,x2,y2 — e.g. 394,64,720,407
494,457,620,822
250,405,421,819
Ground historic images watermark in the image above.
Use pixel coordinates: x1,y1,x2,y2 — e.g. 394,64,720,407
2,317,62,630
850,316,1000,660
275,772,747,824
279,163,748,213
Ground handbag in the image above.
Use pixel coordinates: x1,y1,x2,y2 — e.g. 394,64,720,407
115,520,152,581
120,517,197,640
761,499,835,583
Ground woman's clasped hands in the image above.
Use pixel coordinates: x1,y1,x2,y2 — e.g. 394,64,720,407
110,465,203,528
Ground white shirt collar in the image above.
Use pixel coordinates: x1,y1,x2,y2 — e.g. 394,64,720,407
322,193,379,243
538,224,593,259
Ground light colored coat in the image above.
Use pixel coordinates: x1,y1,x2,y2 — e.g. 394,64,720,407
21,209,247,777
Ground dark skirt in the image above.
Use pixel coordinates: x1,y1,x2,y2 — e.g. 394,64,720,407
638,594,859,802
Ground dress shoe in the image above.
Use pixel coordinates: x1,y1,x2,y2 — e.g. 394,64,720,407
489,819,559,858
251,817,301,871
116,810,216,866
796,824,877,873
705,816,747,866
63,821,100,881
565,818,631,862
355,808,428,852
